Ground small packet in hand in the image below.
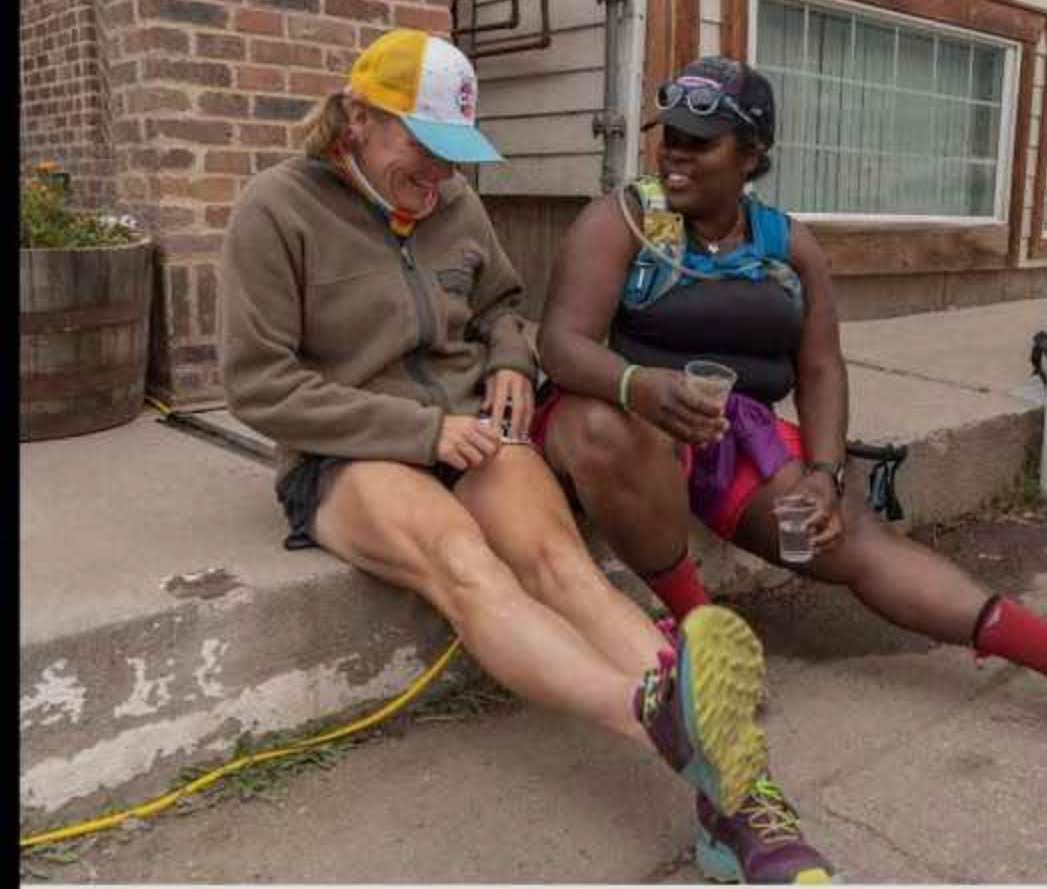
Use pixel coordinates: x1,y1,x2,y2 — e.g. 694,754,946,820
478,397,530,445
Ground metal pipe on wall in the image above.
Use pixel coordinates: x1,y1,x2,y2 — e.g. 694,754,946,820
595,0,647,192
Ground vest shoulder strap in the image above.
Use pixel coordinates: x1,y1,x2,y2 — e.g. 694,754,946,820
624,176,686,300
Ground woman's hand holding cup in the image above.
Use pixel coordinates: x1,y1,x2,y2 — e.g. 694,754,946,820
628,363,733,447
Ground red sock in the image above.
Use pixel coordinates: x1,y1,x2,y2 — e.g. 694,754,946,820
973,595,1047,676
644,552,711,622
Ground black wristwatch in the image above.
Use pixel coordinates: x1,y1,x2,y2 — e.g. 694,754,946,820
805,461,846,497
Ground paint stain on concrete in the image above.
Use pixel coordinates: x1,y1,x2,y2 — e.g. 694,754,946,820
194,639,228,699
163,568,240,600
113,657,176,719
22,645,426,813
20,659,86,730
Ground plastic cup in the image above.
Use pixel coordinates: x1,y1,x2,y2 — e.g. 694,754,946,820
683,360,738,408
773,494,818,564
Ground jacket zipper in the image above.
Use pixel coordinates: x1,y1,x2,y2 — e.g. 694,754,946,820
397,238,451,410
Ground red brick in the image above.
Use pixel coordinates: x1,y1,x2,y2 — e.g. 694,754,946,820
112,119,142,142
253,95,313,121
162,232,225,257
394,4,450,31
126,86,191,114
204,150,252,175
196,264,218,335
196,33,246,61
325,0,388,22
110,60,139,85
287,14,356,47
149,205,197,230
124,26,190,54
147,118,233,144
289,71,344,97
138,0,228,29
198,90,251,117
238,122,288,146
129,147,197,171
189,176,237,202
142,57,232,88
149,175,193,199
250,39,323,68
236,65,286,92
251,0,319,11
234,8,284,35
166,265,192,339
205,204,233,228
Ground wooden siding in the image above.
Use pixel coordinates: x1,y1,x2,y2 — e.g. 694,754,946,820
482,195,589,318
1027,33,1047,260
473,1,606,196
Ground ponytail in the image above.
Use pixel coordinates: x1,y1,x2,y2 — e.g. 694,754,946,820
301,92,349,158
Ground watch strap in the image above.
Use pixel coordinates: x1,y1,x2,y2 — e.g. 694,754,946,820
805,460,844,495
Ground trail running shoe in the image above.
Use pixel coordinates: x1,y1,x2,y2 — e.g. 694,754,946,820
635,605,768,816
695,776,835,883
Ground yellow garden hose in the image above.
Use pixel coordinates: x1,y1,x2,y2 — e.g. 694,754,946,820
21,637,462,850
146,395,174,416
22,397,461,851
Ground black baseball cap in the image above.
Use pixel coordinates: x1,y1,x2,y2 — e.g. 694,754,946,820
656,56,776,148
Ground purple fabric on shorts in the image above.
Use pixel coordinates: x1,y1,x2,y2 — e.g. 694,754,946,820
688,393,792,525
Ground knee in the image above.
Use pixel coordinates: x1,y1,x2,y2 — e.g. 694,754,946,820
518,532,596,600
558,400,668,485
818,508,892,581
428,527,519,625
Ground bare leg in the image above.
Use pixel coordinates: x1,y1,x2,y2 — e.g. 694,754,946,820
733,461,990,644
313,460,646,740
453,445,668,677
544,395,692,576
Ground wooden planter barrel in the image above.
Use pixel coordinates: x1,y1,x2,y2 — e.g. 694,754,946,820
20,239,154,441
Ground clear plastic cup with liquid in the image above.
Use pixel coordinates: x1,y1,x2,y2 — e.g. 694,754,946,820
683,359,738,408
773,494,818,564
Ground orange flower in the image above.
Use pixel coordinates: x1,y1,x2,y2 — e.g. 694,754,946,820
35,160,58,174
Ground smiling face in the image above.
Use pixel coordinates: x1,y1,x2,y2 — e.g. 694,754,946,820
657,125,758,219
344,98,454,217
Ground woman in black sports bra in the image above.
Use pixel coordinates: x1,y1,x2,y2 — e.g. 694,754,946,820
533,55,1047,884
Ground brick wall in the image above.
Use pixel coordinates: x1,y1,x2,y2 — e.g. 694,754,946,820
20,0,451,407
20,0,116,207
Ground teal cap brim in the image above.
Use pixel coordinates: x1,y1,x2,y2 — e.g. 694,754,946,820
402,116,504,164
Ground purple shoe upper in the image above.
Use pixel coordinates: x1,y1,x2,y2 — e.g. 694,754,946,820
634,648,692,772
696,778,834,883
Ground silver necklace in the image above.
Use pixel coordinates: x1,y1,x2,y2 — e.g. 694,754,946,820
695,212,743,255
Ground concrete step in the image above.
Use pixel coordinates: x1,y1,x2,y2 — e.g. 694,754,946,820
20,298,1045,830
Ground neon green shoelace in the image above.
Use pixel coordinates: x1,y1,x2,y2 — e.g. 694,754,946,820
739,776,803,844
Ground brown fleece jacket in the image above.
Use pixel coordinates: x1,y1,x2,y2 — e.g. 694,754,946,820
220,155,536,481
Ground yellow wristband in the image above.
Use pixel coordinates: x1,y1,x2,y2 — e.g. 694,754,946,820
618,364,640,412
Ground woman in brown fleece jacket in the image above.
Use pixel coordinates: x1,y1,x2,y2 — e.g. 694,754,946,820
220,29,777,830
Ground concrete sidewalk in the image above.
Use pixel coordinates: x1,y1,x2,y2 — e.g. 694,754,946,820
33,571,1047,884
20,298,1046,831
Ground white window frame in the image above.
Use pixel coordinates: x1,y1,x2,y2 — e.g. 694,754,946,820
747,0,1021,225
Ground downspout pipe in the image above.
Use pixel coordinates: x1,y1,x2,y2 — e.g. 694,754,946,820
595,0,647,193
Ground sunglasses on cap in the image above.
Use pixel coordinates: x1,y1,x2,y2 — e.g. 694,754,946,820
656,76,757,130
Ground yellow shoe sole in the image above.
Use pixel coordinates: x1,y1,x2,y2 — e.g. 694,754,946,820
679,605,769,816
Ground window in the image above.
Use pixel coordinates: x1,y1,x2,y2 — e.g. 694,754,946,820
750,0,1020,221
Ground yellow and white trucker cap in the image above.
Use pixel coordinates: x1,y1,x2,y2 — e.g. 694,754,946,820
349,29,502,164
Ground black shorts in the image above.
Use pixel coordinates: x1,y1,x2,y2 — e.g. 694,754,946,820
277,455,466,551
